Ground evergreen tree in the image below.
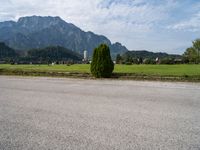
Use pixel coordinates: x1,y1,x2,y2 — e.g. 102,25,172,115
91,44,114,78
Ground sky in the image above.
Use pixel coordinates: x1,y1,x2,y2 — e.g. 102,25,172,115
0,0,200,54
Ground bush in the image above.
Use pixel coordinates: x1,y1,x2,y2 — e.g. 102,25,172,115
143,58,156,64
90,44,114,78
160,58,174,64
125,62,132,65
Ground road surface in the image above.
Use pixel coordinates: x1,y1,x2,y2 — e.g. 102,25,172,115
0,76,200,150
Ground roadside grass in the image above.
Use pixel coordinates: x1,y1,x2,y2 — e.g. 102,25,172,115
0,64,200,81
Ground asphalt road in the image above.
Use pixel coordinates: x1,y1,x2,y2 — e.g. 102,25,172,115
0,76,200,150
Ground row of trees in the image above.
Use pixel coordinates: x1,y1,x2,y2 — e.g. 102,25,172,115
115,39,200,65
116,54,181,65
116,55,182,65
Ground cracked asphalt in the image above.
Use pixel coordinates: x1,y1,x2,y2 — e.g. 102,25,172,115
0,76,200,150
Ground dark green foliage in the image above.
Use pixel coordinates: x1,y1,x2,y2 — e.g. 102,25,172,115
27,46,82,62
125,62,132,65
183,39,200,64
183,47,197,63
0,43,82,64
138,57,143,64
121,50,181,64
143,58,156,64
193,39,200,63
131,58,139,64
91,44,114,78
160,58,174,64
124,55,133,64
123,50,180,60
0,42,18,62
116,54,122,64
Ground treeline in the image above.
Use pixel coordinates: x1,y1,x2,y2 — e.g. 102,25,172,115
25,46,82,63
1,39,200,65
116,51,182,64
0,43,82,64
116,39,200,65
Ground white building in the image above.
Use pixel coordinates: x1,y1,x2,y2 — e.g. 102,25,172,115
83,50,88,61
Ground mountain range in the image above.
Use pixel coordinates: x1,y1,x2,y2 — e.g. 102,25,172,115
0,16,128,57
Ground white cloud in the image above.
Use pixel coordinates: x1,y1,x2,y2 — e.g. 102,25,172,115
0,0,172,37
0,0,199,54
168,12,200,32
0,0,175,30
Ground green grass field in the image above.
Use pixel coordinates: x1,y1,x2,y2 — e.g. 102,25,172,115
114,64,200,76
0,64,200,81
0,64,90,73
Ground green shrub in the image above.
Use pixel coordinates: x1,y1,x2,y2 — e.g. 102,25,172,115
90,44,114,78
160,58,174,64
143,58,156,64
125,62,132,65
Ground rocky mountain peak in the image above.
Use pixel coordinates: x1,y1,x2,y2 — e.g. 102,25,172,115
0,16,128,57
17,16,67,31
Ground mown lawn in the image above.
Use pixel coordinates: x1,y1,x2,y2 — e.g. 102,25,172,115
0,64,200,77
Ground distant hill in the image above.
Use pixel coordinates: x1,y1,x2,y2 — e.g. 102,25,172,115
0,42,82,63
0,42,18,60
0,16,128,57
27,46,82,62
123,50,181,59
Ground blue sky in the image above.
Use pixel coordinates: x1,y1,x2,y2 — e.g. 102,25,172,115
0,0,200,54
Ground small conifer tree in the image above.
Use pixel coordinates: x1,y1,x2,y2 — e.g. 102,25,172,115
90,44,114,78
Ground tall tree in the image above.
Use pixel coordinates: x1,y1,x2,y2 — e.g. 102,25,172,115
183,47,198,63
183,39,200,63
192,39,200,63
